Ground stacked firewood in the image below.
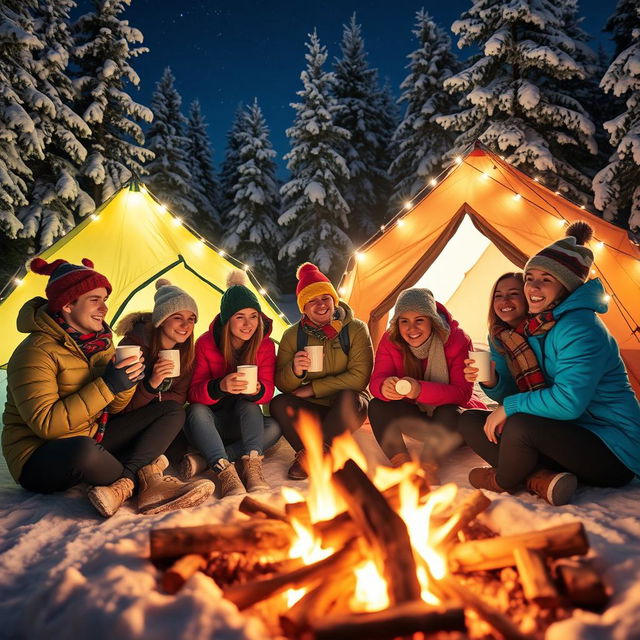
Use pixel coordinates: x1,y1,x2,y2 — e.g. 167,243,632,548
149,460,608,640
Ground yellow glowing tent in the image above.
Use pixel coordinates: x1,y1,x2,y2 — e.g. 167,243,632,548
0,182,289,367
340,146,640,398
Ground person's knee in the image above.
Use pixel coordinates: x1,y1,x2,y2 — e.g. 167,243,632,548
269,393,292,419
432,404,461,430
501,413,536,443
187,402,211,420
161,400,185,417
458,410,484,440
67,437,109,473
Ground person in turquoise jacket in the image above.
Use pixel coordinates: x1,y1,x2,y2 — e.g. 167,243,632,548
461,222,640,506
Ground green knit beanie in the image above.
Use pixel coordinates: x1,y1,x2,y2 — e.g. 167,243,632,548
220,270,261,325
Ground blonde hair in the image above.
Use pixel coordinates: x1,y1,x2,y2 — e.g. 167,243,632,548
487,272,524,332
221,317,264,368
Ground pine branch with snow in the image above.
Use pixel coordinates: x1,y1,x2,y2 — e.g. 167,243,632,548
219,104,246,227
389,10,459,213
279,31,352,282
593,2,640,230
221,99,281,292
437,0,599,206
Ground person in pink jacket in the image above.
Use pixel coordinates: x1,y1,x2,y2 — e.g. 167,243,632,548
180,272,280,497
369,288,485,481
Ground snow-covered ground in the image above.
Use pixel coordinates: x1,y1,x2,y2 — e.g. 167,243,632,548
2,369,640,640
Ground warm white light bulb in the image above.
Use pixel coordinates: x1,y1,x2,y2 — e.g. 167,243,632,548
403,201,412,210
90,214,98,221
259,288,266,295
218,250,226,257
380,224,386,231
513,193,521,201
455,156,462,164
397,219,405,227
604,294,611,302
158,204,167,213
430,178,437,187
14,278,23,286
339,287,347,295
355,251,365,262
172,217,182,226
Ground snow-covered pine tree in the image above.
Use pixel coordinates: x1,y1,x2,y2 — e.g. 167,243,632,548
593,2,640,230
145,67,199,224
279,30,352,283
0,0,41,239
333,15,393,240
18,0,95,250
389,10,459,212
219,103,245,226
606,0,638,56
73,0,153,205
222,99,281,292
437,0,598,205
185,100,220,236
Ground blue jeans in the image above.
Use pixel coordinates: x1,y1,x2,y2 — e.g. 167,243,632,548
184,399,281,465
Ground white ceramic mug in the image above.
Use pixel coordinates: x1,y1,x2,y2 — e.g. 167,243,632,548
115,345,142,364
237,364,258,392
158,349,180,377
395,379,412,396
468,350,491,382
305,345,323,372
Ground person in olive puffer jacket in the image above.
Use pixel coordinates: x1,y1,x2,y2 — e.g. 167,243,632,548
2,257,213,518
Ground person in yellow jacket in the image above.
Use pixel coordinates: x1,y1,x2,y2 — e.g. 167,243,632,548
2,257,213,517
270,263,373,479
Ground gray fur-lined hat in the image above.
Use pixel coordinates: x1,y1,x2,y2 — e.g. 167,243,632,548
391,288,446,332
152,278,199,327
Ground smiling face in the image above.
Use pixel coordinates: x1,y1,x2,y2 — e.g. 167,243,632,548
159,310,196,348
493,276,527,327
524,269,567,314
397,311,433,348
303,294,335,327
61,287,109,334
228,307,260,346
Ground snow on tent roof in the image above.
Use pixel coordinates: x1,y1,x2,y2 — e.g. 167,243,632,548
341,145,640,399
0,182,289,368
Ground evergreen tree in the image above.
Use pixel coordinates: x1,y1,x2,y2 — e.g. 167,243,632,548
333,15,392,239
145,67,198,224
390,10,459,211
437,0,598,205
593,3,640,230
279,31,351,282
218,103,245,226
73,0,153,205
185,100,220,235
18,0,95,250
606,0,638,56
222,99,281,292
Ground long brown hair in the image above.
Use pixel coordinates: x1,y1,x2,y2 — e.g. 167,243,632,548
150,323,196,375
221,316,264,369
487,272,524,332
388,314,448,379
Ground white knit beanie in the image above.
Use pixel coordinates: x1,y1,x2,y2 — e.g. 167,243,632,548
152,278,199,327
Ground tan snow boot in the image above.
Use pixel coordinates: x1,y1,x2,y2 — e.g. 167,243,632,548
215,458,246,497
88,477,135,518
179,452,208,480
240,451,269,492
137,455,214,515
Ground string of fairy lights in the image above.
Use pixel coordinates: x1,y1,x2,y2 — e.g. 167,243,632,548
3,181,290,324
339,145,640,342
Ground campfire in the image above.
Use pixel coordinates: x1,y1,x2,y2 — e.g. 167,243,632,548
149,412,608,639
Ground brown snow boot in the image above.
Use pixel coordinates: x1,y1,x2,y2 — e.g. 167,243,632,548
215,458,246,497
88,477,135,517
240,451,270,492
468,467,510,494
287,449,308,480
525,469,577,506
179,452,207,480
137,455,214,515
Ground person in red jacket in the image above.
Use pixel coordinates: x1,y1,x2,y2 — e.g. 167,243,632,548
182,272,280,496
369,287,485,482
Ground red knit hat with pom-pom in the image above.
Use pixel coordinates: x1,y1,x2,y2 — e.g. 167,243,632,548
295,262,339,312
29,257,112,312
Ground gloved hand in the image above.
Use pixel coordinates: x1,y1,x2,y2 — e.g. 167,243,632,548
102,357,143,394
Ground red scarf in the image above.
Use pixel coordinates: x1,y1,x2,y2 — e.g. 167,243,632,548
300,313,340,341
52,312,112,357
490,310,555,392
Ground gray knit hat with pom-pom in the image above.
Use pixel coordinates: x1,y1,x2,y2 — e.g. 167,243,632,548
152,278,199,327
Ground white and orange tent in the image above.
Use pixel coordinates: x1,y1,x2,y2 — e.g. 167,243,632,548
340,146,640,398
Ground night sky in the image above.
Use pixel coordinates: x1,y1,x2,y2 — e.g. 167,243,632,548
103,0,616,171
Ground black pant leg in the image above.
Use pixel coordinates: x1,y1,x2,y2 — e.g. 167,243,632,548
269,394,329,452
19,437,124,493
458,409,499,466
368,398,429,459
322,390,369,443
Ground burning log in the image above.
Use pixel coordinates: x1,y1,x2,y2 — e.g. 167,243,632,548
438,573,535,640
434,489,491,546
279,571,356,638
513,547,558,608
312,602,466,640
448,522,589,572
332,459,421,605
238,496,289,522
285,501,312,528
555,559,609,609
149,520,294,560
223,537,364,610
205,552,303,587
161,554,207,594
